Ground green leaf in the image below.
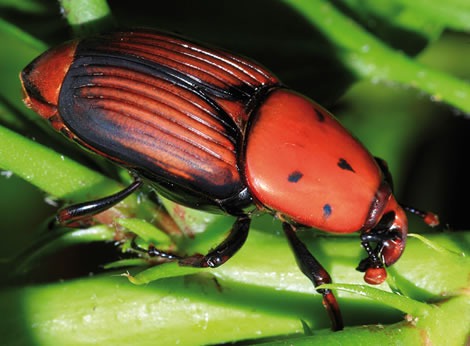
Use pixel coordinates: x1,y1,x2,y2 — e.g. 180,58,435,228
0,125,119,200
394,0,470,31
1,231,468,345
319,283,432,316
116,218,173,246
8,225,115,279
1,2,469,345
125,262,205,285
283,0,470,114
58,0,115,36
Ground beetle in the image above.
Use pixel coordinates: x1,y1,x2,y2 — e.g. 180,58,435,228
20,28,438,331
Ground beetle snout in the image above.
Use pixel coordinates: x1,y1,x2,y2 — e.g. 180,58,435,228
359,195,408,285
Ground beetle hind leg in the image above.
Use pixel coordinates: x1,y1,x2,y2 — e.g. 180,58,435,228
283,223,343,331
57,177,144,226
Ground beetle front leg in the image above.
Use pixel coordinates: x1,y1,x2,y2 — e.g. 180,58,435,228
57,177,143,226
178,215,251,268
283,223,343,331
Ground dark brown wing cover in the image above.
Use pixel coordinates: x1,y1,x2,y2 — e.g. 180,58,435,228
58,29,279,208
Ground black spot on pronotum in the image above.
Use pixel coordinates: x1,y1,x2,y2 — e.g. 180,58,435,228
323,204,332,218
288,171,303,183
338,158,355,172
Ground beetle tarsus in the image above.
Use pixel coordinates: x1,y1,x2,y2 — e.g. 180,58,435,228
282,223,344,331
147,244,182,261
131,238,182,261
322,289,344,332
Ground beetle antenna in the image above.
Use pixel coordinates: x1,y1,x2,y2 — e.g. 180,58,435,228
402,205,439,227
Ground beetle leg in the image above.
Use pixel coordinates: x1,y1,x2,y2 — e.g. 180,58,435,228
357,237,383,271
129,216,250,266
283,223,343,331
357,211,395,271
57,178,143,225
131,237,182,261
178,215,251,268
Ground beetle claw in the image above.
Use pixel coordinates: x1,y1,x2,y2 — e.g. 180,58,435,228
178,254,207,267
321,289,344,331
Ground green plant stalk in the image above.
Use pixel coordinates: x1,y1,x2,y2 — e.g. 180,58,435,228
394,0,470,30
58,0,115,36
338,0,444,41
1,95,468,343
8,225,115,278
0,125,118,200
261,294,469,346
0,125,164,231
319,283,433,317
1,230,468,345
1,3,469,345
283,0,470,114
0,18,46,127
0,16,45,52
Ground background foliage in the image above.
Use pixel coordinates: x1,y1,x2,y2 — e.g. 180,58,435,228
0,0,469,345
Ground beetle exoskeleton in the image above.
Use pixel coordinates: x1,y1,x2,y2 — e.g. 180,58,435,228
20,28,439,331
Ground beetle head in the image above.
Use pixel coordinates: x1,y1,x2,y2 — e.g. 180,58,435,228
20,41,78,123
360,193,408,285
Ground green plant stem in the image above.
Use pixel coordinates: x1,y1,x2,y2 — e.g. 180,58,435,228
0,125,118,200
262,293,470,346
284,0,470,114
319,283,432,316
394,0,470,30
9,225,115,278
59,0,115,36
1,230,468,345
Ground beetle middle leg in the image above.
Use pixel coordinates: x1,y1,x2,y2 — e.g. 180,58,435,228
178,215,251,268
131,237,183,261
132,215,251,268
283,223,343,331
